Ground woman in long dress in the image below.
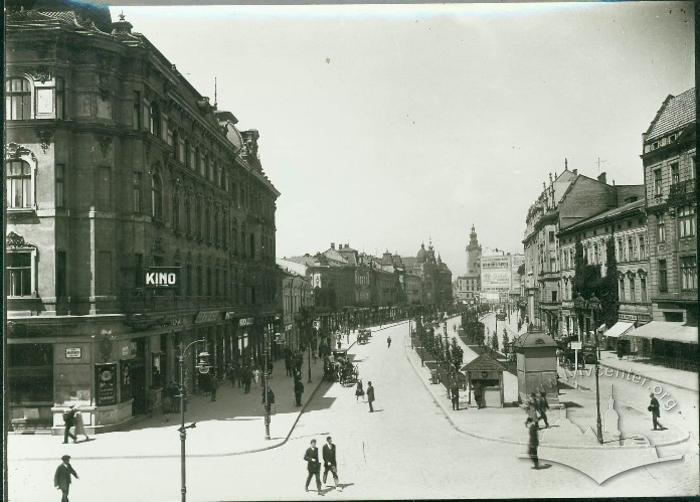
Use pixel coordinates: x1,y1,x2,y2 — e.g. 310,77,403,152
74,409,90,442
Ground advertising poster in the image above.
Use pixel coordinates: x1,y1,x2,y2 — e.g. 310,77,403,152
95,363,117,406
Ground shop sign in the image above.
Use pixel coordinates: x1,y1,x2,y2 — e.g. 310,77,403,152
65,347,82,359
571,341,582,350
238,317,255,327
95,363,117,406
145,266,181,289
618,314,637,321
195,311,222,324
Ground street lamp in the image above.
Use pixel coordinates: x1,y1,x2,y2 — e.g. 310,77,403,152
177,338,208,502
589,294,603,444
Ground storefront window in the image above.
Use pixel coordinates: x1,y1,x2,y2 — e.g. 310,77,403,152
8,344,53,404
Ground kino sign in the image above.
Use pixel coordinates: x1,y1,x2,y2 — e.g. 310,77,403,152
145,267,180,289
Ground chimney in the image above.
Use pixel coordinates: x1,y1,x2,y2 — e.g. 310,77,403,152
597,172,607,184
330,243,335,250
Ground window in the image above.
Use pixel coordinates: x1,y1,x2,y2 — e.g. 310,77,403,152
628,276,635,302
639,236,646,260
670,162,679,185
207,267,212,296
680,256,697,291
657,222,666,243
186,263,192,296
658,260,668,292
56,251,67,298
166,125,174,147
6,160,33,208
619,277,625,301
551,291,557,302
205,204,211,243
132,91,141,130
149,102,161,137
653,169,662,196
640,276,647,302
177,136,185,163
616,238,622,261
96,251,112,295
151,173,163,221
132,172,142,214
692,156,697,179
171,190,180,231
197,265,203,296
194,199,201,240
678,206,696,238
593,243,599,264
97,166,111,210
6,78,31,120
627,237,634,261
185,195,192,236
55,164,65,208
55,78,65,119
249,233,255,259
133,253,143,288
663,311,684,322
549,257,556,272
6,252,32,296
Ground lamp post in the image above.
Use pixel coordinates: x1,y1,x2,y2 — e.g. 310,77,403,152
177,338,208,502
262,321,272,440
589,295,603,444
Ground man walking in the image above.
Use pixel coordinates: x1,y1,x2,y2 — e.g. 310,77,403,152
526,417,540,469
210,372,219,402
54,454,78,502
450,383,460,411
304,439,322,494
648,393,664,430
62,405,77,444
367,381,375,413
294,378,305,407
387,336,392,348
535,391,549,428
322,436,340,490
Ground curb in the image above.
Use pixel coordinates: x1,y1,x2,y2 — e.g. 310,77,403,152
10,321,409,463
597,361,699,393
403,336,690,451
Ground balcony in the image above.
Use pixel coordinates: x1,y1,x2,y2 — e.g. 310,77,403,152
667,179,696,207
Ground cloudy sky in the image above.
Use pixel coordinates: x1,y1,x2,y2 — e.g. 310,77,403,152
111,2,694,276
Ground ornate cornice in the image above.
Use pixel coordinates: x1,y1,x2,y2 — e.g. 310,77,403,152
5,142,36,162
7,231,36,249
36,128,53,153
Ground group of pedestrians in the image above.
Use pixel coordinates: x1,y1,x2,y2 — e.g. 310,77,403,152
303,436,341,495
62,405,90,444
524,391,549,470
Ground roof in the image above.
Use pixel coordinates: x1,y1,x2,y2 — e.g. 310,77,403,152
559,198,645,234
602,321,635,339
513,330,558,349
624,321,697,345
460,354,506,372
645,88,696,141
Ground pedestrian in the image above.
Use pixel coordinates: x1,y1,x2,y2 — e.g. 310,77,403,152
366,381,375,413
294,379,304,407
253,366,261,387
234,362,242,388
73,409,90,442
526,417,540,469
336,339,342,350
526,393,539,422
387,336,392,348
473,383,483,409
285,350,292,377
355,379,365,402
243,367,252,394
535,391,549,428
263,386,275,413
450,383,460,411
62,405,77,444
303,439,322,494
54,454,78,502
322,436,340,490
210,373,219,402
648,393,664,430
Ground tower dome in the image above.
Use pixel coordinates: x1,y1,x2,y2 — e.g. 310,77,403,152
416,243,427,263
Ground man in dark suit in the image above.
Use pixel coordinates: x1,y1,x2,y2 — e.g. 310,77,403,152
304,439,322,494
648,393,664,430
366,381,375,413
525,418,540,470
62,406,77,444
54,454,78,502
322,436,340,490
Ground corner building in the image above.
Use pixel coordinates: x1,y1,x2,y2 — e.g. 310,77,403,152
5,5,280,433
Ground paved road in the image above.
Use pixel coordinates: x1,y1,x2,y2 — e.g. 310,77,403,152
8,321,698,501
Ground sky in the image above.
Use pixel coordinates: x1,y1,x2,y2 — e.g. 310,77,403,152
111,2,694,276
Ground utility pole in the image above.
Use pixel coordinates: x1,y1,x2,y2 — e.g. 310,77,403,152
263,322,271,440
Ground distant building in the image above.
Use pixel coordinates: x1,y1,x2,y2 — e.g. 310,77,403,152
480,249,522,305
455,225,482,302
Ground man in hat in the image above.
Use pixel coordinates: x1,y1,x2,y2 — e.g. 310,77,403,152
62,405,77,444
54,454,79,501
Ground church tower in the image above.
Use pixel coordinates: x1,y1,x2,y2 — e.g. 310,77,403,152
466,224,482,276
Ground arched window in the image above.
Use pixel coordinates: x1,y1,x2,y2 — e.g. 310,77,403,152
151,172,163,221
5,78,31,120
6,160,33,208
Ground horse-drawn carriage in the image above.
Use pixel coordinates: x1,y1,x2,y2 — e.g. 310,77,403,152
357,329,371,345
323,348,359,386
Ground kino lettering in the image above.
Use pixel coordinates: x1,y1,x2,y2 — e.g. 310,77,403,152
146,272,177,286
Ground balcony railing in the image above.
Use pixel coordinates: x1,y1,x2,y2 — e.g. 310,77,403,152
668,179,696,207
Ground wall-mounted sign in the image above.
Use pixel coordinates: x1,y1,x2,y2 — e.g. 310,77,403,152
121,345,130,357
65,347,82,359
95,363,117,406
195,311,222,324
570,341,582,350
145,266,181,289
238,317,255,327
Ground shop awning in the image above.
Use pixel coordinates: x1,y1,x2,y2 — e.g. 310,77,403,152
624,321,698,345
603,321,635,338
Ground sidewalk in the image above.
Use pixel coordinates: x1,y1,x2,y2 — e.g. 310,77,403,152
404,333,689,450
8,323,411,462
598,351,698,393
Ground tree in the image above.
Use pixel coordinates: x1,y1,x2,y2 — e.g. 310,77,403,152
490,333,499,351
598,237,619,328
502,331,510,352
